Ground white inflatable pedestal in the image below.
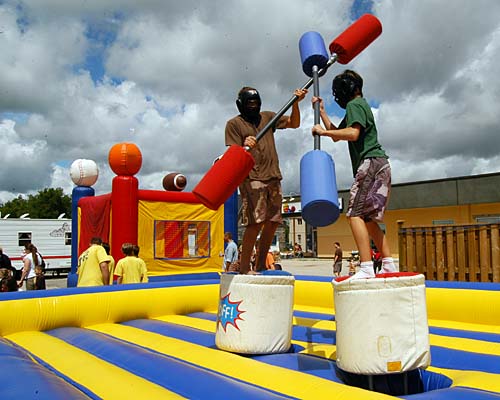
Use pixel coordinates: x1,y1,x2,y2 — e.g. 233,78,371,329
332,273,430,375
215,271,295,354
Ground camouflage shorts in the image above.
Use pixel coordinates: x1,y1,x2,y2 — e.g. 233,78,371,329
346,158,391,222
239,179,283,226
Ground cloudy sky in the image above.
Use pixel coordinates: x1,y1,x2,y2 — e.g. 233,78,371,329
1,0,500,204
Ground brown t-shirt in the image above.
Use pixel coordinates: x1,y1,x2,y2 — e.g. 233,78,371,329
334,247,343,263
225,111,289,181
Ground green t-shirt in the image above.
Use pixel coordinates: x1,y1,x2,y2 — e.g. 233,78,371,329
339,97,388,176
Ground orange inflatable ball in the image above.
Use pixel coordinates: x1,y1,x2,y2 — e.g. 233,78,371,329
108,142,142,176
163,172,187,191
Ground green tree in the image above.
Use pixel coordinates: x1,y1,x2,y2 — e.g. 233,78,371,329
0,195,27,218
0,188,71,219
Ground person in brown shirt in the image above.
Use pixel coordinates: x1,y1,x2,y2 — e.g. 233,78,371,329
225,86,307,273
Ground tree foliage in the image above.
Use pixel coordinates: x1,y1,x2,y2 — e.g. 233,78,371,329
0,188,71,219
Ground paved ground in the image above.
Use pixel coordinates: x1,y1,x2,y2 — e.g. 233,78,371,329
41,275,69,290
281,257,400,276
45,258,339,289
279,257,339,277
45,257,401,289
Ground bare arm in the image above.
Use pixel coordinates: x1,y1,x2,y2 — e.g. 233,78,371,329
100,261,110,285
312,123,361,142
312,96,337,130
18,258,31,286
244,89,308,149
283,89,308,129
311,91,362,141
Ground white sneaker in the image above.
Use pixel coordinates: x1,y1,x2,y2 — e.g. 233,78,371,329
382,263,397,273
349,267,375,280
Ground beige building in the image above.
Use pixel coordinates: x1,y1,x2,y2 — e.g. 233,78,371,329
283,173,500,259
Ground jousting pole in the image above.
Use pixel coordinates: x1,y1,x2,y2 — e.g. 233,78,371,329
193,14,382,210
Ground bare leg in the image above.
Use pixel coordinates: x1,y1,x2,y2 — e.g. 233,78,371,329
366,220,396,272
366,221,391,257
348,216,375,279
255,221,279,271
239,223,262,274
348,216,372,262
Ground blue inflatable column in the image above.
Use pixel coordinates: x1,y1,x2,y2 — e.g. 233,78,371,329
67,186,94,287
300,151,339,226
224,190,239,243
299,31,340,227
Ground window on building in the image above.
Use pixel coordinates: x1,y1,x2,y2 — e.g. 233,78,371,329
18,232,32,247
474,215,500,224
297,234,302,243
297,219,302,225
432,220,454,225
65,232,72,246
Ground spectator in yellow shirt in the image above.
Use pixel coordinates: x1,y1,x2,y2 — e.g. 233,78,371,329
77,237,111,287
133,244,148,281
115,243,148,284
102,242,115,285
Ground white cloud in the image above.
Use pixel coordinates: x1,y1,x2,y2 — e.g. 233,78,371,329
0,0,499,207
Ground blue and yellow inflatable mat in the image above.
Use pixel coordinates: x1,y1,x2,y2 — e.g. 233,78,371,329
1,274,499,399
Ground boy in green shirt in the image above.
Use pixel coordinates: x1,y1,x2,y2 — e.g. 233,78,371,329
312,70,396,279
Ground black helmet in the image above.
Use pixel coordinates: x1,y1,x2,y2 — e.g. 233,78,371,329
236,87,261,120
332,70,363,109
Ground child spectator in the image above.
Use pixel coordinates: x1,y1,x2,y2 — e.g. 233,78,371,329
34,265,46,290
348,256,358,276
102,242,115,285
115,243,148,284
372,246,382,274
0,269,9,292
265,250,276,270
132,244,148,281
0,247,17,279
0,268,18,292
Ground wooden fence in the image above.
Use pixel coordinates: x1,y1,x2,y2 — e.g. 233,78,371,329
397,221,500,282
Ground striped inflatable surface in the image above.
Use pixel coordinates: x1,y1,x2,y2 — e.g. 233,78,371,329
0,274,499,399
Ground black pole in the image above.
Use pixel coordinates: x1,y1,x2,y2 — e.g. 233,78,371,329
249,54,338,147
312,64,321,150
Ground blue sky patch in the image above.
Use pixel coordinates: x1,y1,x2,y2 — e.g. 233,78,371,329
350,0,374,20
73,15,123,84
0,112,30,124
